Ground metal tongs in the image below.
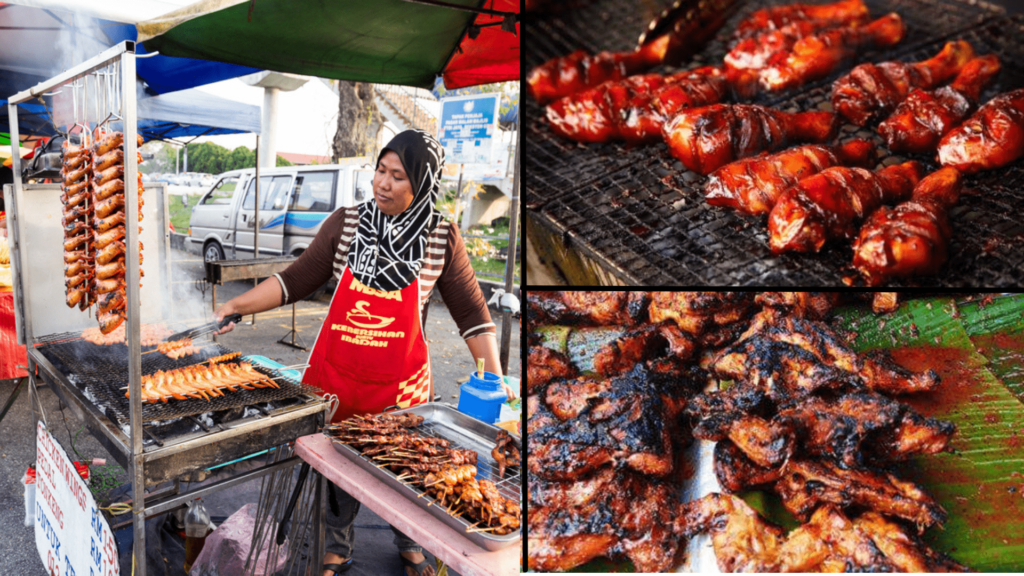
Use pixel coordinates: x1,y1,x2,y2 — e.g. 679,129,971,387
164,313,242,342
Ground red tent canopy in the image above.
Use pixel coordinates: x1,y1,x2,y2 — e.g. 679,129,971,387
442,0,520,89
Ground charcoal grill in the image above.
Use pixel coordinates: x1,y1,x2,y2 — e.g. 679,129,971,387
525,0,1024,285
5,42,327,576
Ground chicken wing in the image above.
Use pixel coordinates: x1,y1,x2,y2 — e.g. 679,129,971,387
768,161,923,254
526,291,650,327
853,167,964,285
663,104,837,175
647,291,755,346
759,13,907,93
880,55,1001,154
545,67,728,144
938,88,1024,173
704,140,875,216
832,40,976,126
755,292,840,320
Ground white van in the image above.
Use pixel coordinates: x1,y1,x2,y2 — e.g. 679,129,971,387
186,164,373,261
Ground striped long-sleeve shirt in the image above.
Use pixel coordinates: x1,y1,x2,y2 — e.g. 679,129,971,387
274,207,497,340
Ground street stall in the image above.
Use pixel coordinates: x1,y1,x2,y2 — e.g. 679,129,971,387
6,40,328,576
132,1,522,575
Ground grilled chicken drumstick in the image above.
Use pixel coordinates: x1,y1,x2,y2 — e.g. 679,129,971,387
852,167,963,285
768,161,923,253
546,67,728,144
705,139,875,215
832,41,976,126
663,104,837,175
759,13,907,93
732,0,868,40
938,88,1024,173
880,55,1001,153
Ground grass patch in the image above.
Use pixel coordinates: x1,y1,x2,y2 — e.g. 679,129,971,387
168,194,196,232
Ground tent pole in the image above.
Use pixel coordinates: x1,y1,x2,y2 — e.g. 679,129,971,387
498,116,519,376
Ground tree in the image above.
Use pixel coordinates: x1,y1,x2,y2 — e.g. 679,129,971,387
276,155,293,167
333,81,383,161
184,141,230,174
225,146,256,171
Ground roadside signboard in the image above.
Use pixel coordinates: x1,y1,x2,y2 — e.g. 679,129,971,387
437,93,500,165
35,422,119,576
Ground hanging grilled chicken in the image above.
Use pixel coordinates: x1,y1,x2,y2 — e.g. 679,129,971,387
759,13,906,93
767,161,923,253
937,88,1024,173
526,0,736,104
880,55,1001,154
852,167,963,286
663,104,837,175
832,40,976,126
545,66,728,144
705,140,875,215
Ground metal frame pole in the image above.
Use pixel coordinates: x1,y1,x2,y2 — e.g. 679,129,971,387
498,117,520,374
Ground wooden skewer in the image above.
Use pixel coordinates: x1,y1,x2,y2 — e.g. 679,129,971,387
466,526,501,534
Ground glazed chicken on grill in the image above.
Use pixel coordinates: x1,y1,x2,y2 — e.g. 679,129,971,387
731,0,869,40
832,40,976,126
937,88,1024,174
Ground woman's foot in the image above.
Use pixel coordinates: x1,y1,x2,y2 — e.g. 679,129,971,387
322,552,352,576
400,551,435,576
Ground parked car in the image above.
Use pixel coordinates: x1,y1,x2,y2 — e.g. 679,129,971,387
186,164,374,261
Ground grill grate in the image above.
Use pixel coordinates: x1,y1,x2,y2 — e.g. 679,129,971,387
526,0,1024,285
34,331,322,423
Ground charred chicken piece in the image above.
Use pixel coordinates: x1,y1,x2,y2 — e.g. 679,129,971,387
768,161,923,254
759,13,907,93
775,459,947,530
663,104,837,175
527,345,577,396
853,512,970,571
853,167,964,286
528,469,683,572
705,140,875,216
526,291,650,327
732,0,869,40
677,492,787,572
880,55,1001,154
755,292,840,320
699,414,794,469
714,439,786,492
545,67,728,144
648,291,755,347
872,292,901,314
938,88,1024,173
832,41,976,126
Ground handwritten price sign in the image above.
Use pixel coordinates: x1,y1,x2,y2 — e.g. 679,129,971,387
35,422,119,576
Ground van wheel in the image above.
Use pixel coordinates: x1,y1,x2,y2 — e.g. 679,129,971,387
204,241,225,262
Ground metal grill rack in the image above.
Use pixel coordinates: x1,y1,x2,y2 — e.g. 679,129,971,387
526,0,1024,285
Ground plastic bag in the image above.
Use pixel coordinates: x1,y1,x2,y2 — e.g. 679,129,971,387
23,465,36,527
189,502,289,576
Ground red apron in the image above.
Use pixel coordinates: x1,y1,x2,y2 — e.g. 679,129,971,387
302,266,431,423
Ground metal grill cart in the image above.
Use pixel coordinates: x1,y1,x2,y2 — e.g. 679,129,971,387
5,41,328,576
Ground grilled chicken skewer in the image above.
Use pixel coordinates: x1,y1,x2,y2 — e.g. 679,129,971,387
880,55,1001,154
705,140,875,215
526,0,733,104
759,13,906,93
768,161,923,253
545,66,728,144
663,104,837,175
832,40,976,126
938,88,1024,173
852,167,963,285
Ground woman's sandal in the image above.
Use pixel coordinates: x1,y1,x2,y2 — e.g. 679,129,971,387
324,557,353,575
399,553,432,576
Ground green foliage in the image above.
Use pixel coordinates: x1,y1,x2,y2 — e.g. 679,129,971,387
276,154,293,167
168,194,195,231
225,146,256,171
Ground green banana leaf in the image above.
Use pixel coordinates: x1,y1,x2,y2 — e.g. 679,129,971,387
533,294,1024,573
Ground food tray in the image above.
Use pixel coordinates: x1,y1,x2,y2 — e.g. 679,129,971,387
329,403,522,551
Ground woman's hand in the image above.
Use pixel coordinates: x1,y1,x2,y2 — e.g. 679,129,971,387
500,379,517,401
213,302,240,335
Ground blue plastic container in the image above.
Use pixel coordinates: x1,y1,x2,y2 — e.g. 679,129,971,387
457,371,506,424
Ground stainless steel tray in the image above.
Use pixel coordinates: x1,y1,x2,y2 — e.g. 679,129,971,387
329,402,522,551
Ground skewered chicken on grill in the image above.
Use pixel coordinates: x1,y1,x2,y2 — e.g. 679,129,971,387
529,468,683,572
704,140,875,216
663,104,837,175
158,337,200,359
880,55,1001,153
128,361,279,403
937,88,1024,174
768,161,923,253
81,323,173,346
832,40,976,126
759,13,907,93
853,167,964,285
545,66,728,144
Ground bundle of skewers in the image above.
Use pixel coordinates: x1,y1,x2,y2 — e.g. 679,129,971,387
156,337,201,359
325,413,521,535
124,358,281,403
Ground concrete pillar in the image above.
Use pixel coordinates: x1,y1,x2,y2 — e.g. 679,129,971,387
260,87,279,168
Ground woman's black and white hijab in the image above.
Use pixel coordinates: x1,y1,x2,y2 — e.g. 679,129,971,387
348,129,446,292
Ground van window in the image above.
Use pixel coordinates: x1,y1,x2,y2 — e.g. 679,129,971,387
353,170,373,204
290,172,337,212
201,176,239,205
243,176,292,210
